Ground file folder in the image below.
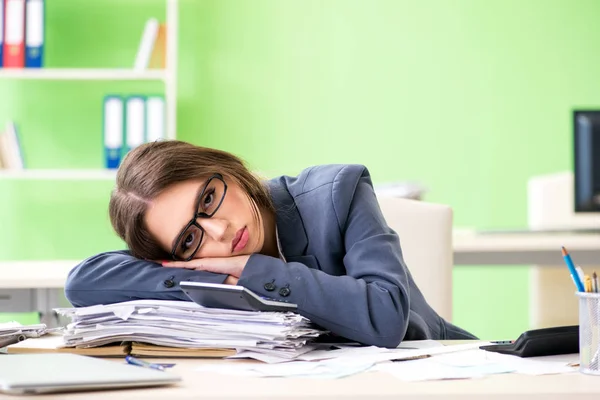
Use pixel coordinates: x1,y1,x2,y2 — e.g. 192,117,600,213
145,95,166,142
25,0,43,68
0,0,4,67
125,96,146,153
103,96,124,169
3,0,25,68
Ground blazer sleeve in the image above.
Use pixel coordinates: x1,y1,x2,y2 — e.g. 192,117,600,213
237,166,410,348
64,250,228,307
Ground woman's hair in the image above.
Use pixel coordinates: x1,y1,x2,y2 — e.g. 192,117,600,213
109,140,274,260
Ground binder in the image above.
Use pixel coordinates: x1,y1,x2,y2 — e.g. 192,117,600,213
3,0,25,68
103,96,124,169
0,0,5,67
145,95,166,142
25,0,43,68
125,96,146,153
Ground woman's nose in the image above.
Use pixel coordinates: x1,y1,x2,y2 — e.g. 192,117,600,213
200,218,228,242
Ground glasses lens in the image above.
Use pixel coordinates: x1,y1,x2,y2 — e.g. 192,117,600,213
175,224,203,260
198,177,225,216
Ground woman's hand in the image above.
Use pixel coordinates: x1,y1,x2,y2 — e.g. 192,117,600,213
161,255,250,282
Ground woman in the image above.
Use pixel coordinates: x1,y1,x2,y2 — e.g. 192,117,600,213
66,140,476,348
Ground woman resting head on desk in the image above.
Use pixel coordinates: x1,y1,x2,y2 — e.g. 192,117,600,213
65,140,476,348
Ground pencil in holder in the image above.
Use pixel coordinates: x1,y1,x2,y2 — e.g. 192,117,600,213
577,292,600,375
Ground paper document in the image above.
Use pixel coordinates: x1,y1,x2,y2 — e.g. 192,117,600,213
55,300,326,359
374,349,578,381
195,359,374,379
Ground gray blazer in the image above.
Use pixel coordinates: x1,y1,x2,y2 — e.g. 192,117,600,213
65,164,476,347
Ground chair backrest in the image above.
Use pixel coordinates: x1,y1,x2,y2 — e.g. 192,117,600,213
528,172,600,328
377,197,453,321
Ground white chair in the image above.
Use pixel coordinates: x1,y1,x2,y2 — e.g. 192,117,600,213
377,197,453,322
528,172,600,328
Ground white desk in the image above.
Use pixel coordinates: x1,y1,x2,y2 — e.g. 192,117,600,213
453,230,600,266
1,357,597,400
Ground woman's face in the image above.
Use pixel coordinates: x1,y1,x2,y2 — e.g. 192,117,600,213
145,176,265,260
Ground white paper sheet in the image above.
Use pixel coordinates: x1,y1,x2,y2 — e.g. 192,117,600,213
374,349,578,381
195,359,374,379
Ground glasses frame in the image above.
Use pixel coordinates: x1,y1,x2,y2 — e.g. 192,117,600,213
170,173,228,261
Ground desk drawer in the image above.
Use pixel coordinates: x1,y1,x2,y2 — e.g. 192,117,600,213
0,289,34,312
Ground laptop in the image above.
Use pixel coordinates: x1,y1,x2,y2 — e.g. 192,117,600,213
0,353,181,395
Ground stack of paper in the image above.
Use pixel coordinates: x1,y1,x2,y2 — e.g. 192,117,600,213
0,321,48,348
54,300,326,356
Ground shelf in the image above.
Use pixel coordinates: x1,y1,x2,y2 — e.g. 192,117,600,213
0,68,166,81
0,260,77,288
0,169,117,181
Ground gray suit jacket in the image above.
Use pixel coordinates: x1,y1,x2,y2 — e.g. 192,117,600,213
65,164,476,347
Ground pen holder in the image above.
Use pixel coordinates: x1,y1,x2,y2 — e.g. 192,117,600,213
577,292,600,375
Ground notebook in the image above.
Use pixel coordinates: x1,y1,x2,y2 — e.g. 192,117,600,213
6,335,236,358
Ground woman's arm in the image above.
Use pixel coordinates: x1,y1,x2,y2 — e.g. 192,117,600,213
237,168,410,348
65,250,228,307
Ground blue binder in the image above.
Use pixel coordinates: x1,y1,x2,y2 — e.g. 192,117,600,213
0,0,4,68
25,0,44,68
103,95,125,169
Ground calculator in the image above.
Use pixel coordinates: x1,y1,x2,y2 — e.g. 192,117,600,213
180,281,298,312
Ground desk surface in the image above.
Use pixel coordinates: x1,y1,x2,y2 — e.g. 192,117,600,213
2,357,598,400
453,230,600,266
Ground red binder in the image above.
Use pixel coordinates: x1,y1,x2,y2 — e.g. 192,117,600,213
3,0,25,68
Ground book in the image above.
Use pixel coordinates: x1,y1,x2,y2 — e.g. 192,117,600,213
134,18,159,70
5,335,236,359
0,121,24,169
130,343,236,358
149,23,166,69
5,335,129,357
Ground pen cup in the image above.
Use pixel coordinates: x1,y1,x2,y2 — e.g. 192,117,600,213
577,292,600,375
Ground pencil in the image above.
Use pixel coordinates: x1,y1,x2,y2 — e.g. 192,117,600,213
593,272,599,294
562,246,585,292
585,275,592,293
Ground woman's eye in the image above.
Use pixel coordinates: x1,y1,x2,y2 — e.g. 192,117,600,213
202,189,215,209
182,233,195,250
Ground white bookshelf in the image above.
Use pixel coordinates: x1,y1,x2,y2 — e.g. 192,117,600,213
0,0,178,182
0,68,167,81
0,169,116,180
0,1,179,313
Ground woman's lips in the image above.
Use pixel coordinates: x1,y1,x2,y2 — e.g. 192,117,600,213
232,227,249,253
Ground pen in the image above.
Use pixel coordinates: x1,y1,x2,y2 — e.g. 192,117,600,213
125,355,165,371
561,247,585,292
593,272,599,293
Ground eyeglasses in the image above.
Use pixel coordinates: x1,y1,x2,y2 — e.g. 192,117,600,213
170,174,228,261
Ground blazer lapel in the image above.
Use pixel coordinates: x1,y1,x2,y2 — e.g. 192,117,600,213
267,180,309,258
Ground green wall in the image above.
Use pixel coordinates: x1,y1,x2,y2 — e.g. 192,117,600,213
3,0,599,339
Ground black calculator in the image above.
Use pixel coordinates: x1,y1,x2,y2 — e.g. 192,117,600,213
180,281,298,312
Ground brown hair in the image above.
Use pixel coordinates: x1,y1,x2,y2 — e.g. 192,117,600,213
109,140,274,260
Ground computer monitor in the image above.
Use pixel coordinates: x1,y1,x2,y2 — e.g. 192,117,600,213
574,110,600,212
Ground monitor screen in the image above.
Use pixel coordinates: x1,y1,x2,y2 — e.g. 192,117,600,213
574,110,600,212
